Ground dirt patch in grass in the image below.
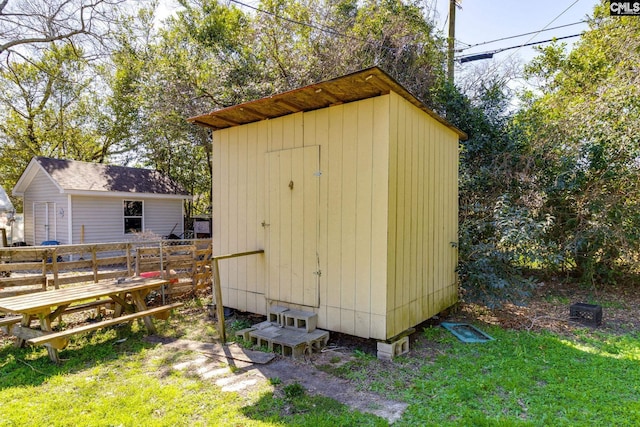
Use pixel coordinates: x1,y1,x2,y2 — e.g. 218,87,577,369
147,336,406,423
449,280,640,336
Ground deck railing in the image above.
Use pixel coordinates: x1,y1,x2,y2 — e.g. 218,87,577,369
0,239,212,298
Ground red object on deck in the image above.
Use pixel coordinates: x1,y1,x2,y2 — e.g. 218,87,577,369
139,271,179,284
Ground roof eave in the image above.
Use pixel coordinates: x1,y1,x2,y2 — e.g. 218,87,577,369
12,157,65,197
65,189,192,200
188,66,468,140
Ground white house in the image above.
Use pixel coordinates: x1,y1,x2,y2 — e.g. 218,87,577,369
12,157,191,245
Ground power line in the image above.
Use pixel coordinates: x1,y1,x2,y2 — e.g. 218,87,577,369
459,0,584,87
230,0,588,72
496,0,582,65
457,33,583,62
457,20,587,52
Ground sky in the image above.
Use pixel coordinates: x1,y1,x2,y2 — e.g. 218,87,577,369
432,0,600,84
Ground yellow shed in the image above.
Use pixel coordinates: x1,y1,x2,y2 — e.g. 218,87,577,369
190,67,466,347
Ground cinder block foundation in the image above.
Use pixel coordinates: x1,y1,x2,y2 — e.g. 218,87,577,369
377,336,410,361
235,306,329,359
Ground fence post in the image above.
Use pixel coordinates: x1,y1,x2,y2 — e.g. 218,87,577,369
92,246,98,283
50,249,60,289
126,243,132,276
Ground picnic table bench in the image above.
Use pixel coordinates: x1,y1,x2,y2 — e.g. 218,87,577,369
0,277,182,363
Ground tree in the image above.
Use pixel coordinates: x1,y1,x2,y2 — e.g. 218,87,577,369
434,76,552,307
0,43,114,211
0,0,125,55
249,0,446,101
0,0,132,209
110,0,450,218
105,0,253,217
518,6,640,285
346,0,445,105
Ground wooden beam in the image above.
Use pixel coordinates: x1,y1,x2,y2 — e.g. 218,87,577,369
47,304,70,322
210,249,264,343
191,119,223,130
313,87,342,105
239,106,268,120
213,249,264,261
364,74,391,95
275,99,303,113
214,116,241,126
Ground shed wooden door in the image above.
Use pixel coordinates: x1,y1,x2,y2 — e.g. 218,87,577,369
266,145,320,307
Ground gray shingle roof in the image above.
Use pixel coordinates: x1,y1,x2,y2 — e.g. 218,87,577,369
35,157,189,196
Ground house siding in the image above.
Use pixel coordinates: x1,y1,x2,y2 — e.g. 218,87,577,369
144,198,184,238
22,170,68,245
71,196,184,243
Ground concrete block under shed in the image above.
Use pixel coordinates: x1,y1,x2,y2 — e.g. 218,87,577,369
249,326,329,359
377,336,410,361
282,309,317,333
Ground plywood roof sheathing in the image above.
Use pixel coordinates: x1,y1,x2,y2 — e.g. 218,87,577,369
240,106,269,120
275,99,303,113
188,66,467,139
364,74,391,95
313,87,342,105
215,116,241,127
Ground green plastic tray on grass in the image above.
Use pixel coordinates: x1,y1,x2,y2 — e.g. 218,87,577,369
441,322,495,343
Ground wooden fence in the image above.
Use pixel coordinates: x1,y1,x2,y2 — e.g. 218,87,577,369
0,240,212,298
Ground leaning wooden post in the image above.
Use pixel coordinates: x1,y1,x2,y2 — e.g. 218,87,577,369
212,257,226,343
210,250,264,344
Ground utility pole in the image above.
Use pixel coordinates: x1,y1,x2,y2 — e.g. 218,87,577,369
447,0,458,84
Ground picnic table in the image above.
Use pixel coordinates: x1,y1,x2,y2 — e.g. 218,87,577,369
0,277,182,362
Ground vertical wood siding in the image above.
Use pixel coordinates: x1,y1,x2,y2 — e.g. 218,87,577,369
312,97,390,338
386,92,459,338
214,120,269,315
212,92,459,340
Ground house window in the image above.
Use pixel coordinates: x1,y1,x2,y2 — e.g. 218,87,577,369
123,200,143,234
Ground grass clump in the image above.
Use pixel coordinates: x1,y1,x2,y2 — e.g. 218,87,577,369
268,377,281,385
283,382,305,399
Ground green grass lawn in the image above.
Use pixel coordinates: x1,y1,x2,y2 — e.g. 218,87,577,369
327,326,640,426
1,298,639,426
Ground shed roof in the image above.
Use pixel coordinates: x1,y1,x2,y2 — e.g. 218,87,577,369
188,66,467,139
13,157,190,198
